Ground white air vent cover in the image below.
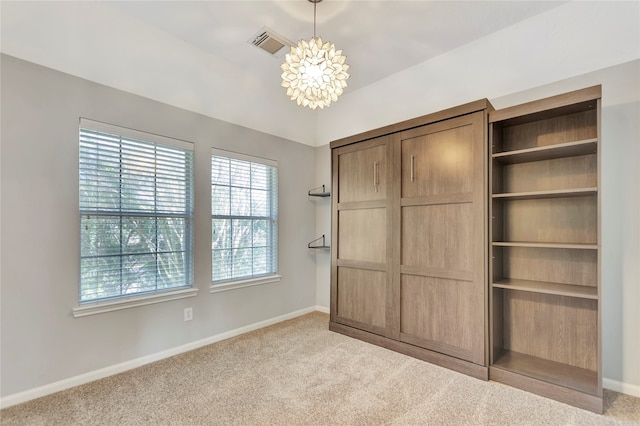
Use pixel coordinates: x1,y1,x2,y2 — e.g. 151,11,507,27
249,27,293,59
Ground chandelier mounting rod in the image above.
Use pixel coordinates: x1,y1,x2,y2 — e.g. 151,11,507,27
309,0,322,39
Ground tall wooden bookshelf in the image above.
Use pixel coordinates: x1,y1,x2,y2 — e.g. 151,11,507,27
488,86,602,413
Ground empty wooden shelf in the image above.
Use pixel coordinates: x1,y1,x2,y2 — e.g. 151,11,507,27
489,85,602,413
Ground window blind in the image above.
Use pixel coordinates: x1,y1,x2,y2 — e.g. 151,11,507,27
211,148,278,282
79,119,194,303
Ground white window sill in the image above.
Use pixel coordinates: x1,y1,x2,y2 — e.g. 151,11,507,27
210,274,282,293
72,287,199,318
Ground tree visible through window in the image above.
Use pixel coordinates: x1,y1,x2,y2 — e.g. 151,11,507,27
211,150,278,282
79,119,194,303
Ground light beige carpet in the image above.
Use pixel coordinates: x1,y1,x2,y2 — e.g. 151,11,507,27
1,312,639,425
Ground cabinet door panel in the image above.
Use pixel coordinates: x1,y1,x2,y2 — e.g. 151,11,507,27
394,111,486,365
336,267,386,330
400,275,483,364
338,144,387,203
402,204,472,272
338,209,386,263
332,136,392,337
401,123,473,199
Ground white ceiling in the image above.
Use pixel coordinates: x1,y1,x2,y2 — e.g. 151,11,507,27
0,0,611,146
103,1,565,92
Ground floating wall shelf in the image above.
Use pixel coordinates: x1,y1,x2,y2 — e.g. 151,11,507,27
308,235,330,249
308,185,331,197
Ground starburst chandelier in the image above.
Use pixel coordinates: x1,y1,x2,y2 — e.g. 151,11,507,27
280,0,350,110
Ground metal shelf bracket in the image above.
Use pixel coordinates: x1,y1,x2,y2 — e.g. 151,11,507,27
308,234,330,249
308,185,330,197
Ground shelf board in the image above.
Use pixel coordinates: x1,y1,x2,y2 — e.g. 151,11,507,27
492,139,597,164
492,278,598,299
492,350,599,396
308,245,330,249
492,187,597,201
492,242,598,250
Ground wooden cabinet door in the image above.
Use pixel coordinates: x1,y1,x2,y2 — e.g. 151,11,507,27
331,136,392,336
336,141,387,203
393,112,486,365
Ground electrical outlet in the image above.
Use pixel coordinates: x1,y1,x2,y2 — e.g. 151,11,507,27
184,307,193,322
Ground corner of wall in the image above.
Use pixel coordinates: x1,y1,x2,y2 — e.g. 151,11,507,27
314,143,332,308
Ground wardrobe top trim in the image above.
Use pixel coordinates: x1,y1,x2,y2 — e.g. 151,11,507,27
329,98,492,150
490,85,601,124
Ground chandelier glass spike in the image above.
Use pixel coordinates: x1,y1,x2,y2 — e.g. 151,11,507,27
281,0,350,110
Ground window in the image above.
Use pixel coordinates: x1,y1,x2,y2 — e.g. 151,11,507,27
78,119,194,304
211,149,278,286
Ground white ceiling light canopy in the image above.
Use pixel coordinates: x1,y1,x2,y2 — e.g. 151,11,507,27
280,0,350,110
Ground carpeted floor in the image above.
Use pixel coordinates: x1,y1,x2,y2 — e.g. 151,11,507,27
1,311,639,425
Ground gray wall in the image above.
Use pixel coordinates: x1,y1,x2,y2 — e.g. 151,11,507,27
314,145,331,309
1,54,317,397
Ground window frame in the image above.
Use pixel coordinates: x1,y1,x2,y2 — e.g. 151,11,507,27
210,148,280,293
74,119,197,317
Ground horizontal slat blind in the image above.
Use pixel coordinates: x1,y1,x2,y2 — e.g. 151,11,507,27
211,149,278,282
79,119,194,303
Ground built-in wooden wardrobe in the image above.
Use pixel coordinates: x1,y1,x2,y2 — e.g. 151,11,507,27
329,100,492,379
329,86,602,414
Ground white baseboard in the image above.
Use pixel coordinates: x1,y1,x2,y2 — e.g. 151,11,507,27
315,305,330,314
604,377,640,398
0,306,322,409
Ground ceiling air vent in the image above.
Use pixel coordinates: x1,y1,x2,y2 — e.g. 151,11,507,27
249,27,293,59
